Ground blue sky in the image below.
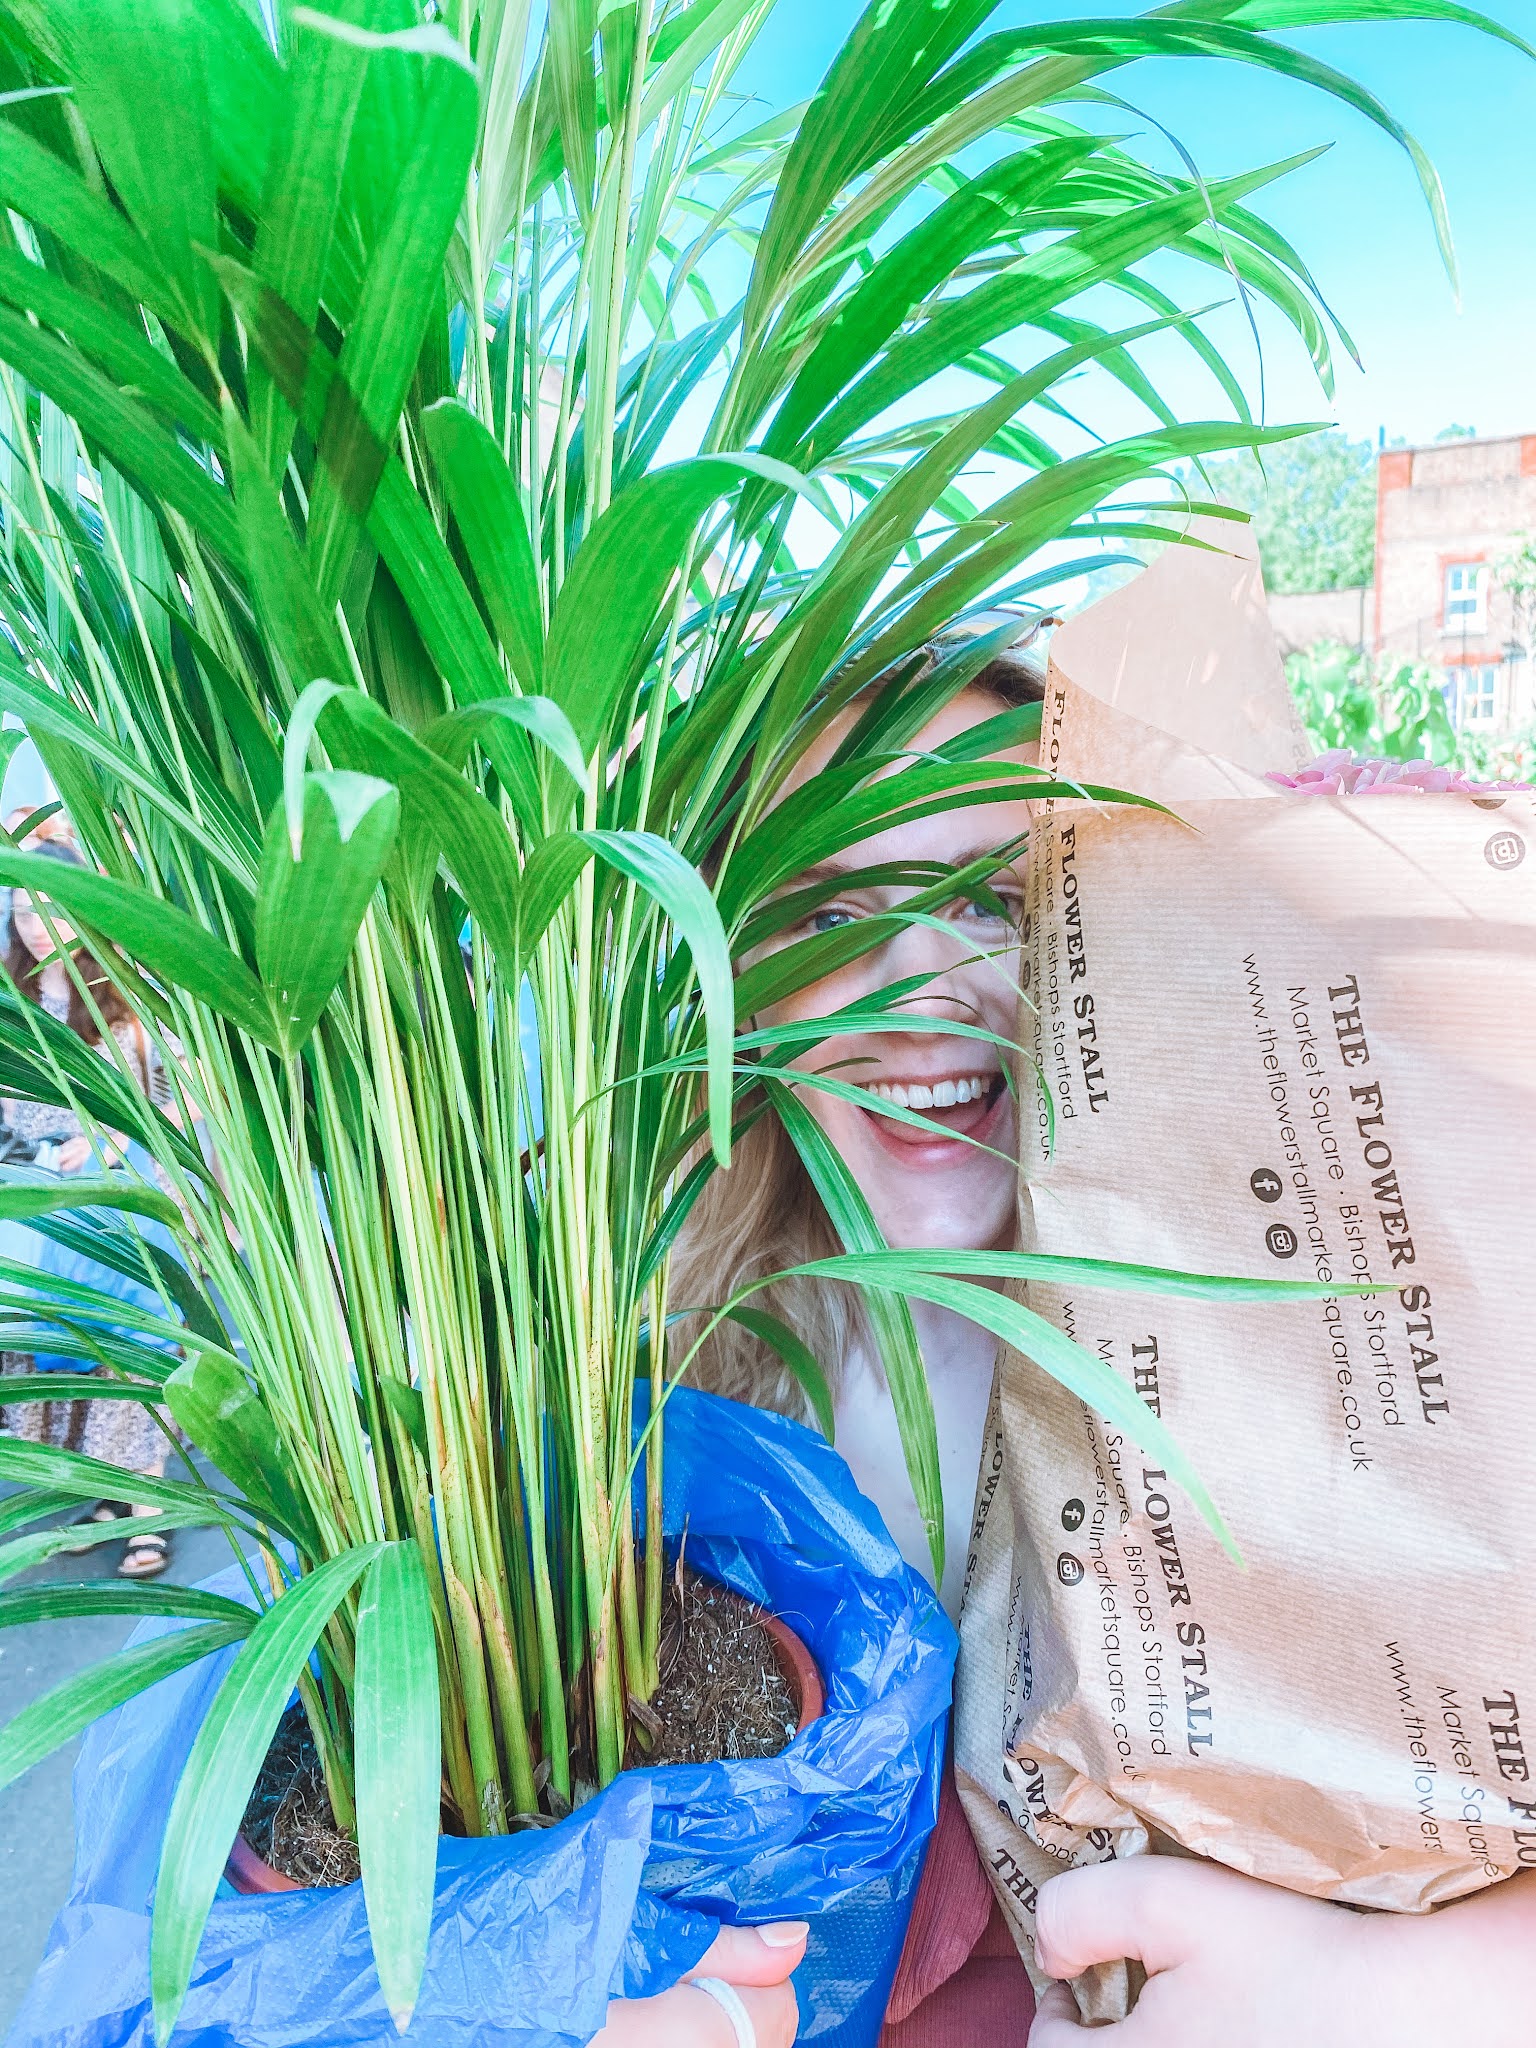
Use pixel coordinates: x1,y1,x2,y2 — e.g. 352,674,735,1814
739,1,1536,449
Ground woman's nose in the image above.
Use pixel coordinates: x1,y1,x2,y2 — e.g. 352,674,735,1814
885,920,988,1011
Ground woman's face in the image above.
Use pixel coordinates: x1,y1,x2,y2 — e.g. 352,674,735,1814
752,689,1033,1254
13,893,77,965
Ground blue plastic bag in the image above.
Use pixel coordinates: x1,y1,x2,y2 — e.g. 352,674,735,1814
7,1389,956,2048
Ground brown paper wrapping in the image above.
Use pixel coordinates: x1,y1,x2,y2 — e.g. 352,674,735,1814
955,530,1536,2021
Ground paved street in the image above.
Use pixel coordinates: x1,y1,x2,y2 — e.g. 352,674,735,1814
0,1485,240,2036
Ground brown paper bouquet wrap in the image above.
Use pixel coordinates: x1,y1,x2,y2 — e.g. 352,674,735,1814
955,527,1536,2021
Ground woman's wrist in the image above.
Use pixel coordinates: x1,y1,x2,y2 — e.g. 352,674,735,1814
1371,1870,1536,2046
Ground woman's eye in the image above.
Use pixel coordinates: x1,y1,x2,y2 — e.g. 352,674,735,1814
960,895,1019,927
810,906,857,934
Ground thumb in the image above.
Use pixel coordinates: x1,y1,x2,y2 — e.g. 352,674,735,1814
1033,1860,1212,1983
683,1922,809,1988
1028,1978,1089,2048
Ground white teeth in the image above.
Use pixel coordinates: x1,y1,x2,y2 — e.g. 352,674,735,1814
868,1074,993,1108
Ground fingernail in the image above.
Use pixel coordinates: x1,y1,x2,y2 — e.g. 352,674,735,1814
758,1921,810,1948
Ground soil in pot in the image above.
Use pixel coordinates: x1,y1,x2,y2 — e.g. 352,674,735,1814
235,1567,821,1890
239,1703,362,1889
628,1567,801,1769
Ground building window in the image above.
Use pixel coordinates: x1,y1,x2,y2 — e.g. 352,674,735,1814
1448,663,1500,726
1443,562,1487,633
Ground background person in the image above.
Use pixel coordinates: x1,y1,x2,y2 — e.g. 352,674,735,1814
0,838,178,1579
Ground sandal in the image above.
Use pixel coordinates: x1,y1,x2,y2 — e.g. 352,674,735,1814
119,1529,170,1579
62,1502,129,1554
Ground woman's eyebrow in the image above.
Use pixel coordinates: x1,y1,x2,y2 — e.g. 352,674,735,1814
951,844,1025,875
785,847,1024,892
784,858,862,890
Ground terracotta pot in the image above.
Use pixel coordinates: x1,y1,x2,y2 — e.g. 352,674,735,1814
761,1610,826,1732
225,1826,302,1896
226,1603,826,1897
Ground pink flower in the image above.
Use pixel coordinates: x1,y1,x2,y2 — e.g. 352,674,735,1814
1265,752,1531,797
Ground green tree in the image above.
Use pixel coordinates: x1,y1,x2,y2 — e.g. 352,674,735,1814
1495,533,1536,644
1287,642,1458,759
1187,429,1377,592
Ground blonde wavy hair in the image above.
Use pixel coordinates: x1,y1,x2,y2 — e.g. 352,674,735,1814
673,635,1046,1421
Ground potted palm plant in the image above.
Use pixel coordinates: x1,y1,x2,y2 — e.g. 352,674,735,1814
0,0,1516,2039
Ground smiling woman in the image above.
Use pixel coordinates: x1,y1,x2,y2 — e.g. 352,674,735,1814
0,0,1518,2032
675,633,1042,1609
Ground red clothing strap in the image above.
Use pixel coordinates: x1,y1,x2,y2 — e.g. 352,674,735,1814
881,1769,1035,2045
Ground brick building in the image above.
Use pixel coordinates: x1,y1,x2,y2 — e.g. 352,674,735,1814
1267,431,1536,737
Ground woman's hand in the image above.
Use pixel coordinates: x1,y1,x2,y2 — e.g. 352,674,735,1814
55,1131,127,1173
1029,1857,1536,2048
592,1920,807,2047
